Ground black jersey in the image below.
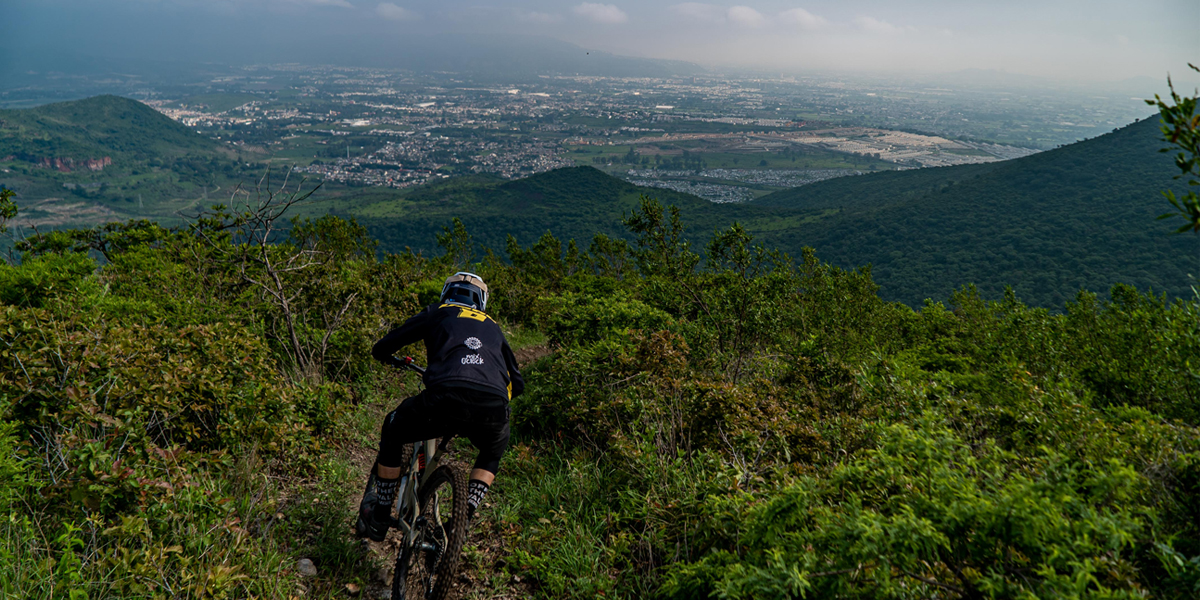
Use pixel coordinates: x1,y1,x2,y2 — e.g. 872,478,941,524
372,303,524,402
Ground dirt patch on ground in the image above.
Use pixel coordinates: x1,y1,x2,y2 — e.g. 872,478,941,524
513,344,552,369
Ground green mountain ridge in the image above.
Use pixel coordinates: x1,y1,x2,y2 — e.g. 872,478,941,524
748,116,1192,306
338,167,830,266
341,167,733,252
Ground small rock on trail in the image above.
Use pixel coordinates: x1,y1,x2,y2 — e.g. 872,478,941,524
297,558,317,577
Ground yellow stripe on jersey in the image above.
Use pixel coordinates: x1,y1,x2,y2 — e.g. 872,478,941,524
439,303,490,322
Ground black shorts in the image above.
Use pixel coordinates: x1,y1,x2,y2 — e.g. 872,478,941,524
377,386,510,475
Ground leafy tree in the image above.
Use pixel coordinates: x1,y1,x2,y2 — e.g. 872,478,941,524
188,174,370,381
1147,63,1200,235
437,217,475,268
0,188,15,234
15,220,169,261
623,195,699,278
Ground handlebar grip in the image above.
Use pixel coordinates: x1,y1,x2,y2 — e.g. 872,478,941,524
396,356,426,374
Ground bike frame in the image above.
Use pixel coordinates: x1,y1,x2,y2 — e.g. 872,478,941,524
390,357,451,549
394,437,450,546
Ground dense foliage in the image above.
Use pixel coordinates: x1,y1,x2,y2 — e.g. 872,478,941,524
467,197,1200,599
1145,63,1200,235
751,117,1195,306
0,191,450,598
2,143,1198,599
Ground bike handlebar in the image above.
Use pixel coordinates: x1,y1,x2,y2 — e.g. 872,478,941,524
395,356,426,375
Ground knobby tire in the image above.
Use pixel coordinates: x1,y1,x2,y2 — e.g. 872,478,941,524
392,464,468,600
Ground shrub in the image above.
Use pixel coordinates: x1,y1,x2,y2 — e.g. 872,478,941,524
663,421,1152,599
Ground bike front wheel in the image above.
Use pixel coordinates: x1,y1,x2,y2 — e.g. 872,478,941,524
393,465,468,600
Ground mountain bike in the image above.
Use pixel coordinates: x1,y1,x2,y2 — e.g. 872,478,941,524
358,357,469,600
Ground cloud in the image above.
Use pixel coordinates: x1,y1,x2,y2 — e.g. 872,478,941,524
1116,34,1130,47
779,8,827,31
727,6,766,28
854,16,910,34
671,3,724,23
574,3,628,24
280,0,354,7
376,3,417,20
517,10,563,24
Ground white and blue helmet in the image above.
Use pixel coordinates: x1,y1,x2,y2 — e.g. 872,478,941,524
440,272,489,312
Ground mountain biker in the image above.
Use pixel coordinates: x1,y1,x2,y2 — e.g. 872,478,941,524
357,271,524,542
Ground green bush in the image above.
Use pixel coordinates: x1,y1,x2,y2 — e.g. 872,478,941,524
0,252,95,308
0,421,25,512
492,200,1200,598
0,212,433,599
541,290,675,347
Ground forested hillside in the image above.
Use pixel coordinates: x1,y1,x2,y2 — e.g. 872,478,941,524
1,172,1198,598
344,116,1192,307
0,96,263,223
751,116,1193,306
0,95,218,161
342,168,799,258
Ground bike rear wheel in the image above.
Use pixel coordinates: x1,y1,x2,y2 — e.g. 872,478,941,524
393,465,469,600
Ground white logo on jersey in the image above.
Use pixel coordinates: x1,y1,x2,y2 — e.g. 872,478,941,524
465,337,482,350
461,354,485,365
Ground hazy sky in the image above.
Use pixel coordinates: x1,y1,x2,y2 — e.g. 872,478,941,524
4,0,1198,83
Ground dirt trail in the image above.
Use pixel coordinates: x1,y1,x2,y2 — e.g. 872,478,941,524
346,345,551,599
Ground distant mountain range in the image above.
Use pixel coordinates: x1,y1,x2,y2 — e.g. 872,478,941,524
357,34,706,79
2,35,704,86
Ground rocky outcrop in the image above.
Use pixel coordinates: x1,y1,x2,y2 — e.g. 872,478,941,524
35,156,113,172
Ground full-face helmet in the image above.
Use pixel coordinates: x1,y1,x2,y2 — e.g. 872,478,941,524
440,272,489,312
